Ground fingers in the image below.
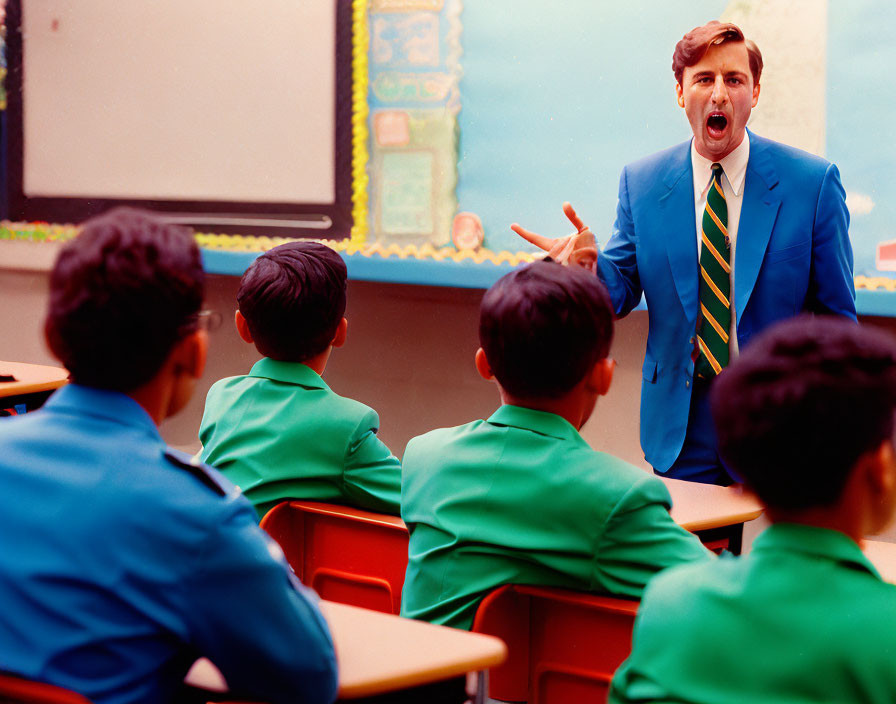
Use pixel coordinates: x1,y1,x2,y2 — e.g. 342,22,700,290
569,245,598,273
511,223,556,252
563,202,587,233
548,234,577,263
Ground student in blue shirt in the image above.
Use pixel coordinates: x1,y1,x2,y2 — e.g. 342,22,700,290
0,208,338,704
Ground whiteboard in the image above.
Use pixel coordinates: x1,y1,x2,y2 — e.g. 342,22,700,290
21,0,335,205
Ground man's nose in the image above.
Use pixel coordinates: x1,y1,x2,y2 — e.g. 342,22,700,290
711,76,728,104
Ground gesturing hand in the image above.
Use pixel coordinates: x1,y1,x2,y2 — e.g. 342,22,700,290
511,202,598,273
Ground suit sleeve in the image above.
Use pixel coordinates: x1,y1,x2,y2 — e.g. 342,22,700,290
592,476,712,598
597,165,644,317
807,162,856,320
184,499,339,704
342,408,403,515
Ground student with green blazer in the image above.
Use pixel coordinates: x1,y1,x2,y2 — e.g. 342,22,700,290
610,317,896,704
199,243,401,519
400,260,711,630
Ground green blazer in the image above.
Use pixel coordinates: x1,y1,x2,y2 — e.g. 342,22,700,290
400,405,711,629
610,523,896,704
199,358,401,519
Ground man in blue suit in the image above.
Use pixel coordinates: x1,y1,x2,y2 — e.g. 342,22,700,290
514,21,855,484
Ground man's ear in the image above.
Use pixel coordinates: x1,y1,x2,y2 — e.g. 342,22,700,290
751,82,761,108
331,317,348,349
675,82,685,108
586,357,615,396
475,348,494,381
235,310,253,344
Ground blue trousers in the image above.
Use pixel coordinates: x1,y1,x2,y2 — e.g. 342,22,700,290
656,377,736,486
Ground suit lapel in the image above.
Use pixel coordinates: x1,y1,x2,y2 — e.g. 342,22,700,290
734,132,781,327
660,143,698,324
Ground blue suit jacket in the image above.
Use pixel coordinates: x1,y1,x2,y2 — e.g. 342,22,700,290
597,131,856,472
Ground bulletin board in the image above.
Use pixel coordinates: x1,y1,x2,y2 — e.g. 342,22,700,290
2,0,896,314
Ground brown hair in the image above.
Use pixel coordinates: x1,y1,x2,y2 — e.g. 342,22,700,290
45,207,204,391
672,20,763,85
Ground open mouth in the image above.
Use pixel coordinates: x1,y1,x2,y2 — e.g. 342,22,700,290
706,113,728,138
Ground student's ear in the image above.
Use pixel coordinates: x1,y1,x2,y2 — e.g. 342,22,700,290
161,329,207,421
331,317,348,349
174,329,208,380
586,357,616,396
235,310,253,344
475,348,494,381
869,440,896,498
865,440,896,533
751,81,761,108
675,83,685,108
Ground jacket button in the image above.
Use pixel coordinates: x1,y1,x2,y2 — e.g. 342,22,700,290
685,379,690,388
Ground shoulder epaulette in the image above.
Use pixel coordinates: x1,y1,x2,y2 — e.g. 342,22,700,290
163,447,230,496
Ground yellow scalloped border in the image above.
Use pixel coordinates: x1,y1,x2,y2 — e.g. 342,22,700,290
0,222,540,266
350,0,370,245
855,276,896,292
11,222,896,278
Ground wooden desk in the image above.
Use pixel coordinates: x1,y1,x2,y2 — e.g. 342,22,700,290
0,361,68,413
663,477,764,554
187,600,506,701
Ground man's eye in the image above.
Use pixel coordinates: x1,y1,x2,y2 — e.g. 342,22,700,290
727,77,742,85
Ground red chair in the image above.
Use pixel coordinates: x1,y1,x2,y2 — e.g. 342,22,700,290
472,584,639,704
260,501,409,614
0,672,92,704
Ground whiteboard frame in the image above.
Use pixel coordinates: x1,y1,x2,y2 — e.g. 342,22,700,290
3,0,355,239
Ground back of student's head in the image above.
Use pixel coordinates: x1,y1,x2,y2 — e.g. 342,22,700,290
237,241,347,362
479,260,614,399
45,207,204,392
712,316,896,511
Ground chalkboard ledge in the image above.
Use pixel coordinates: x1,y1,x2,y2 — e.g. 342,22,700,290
2,226,895,317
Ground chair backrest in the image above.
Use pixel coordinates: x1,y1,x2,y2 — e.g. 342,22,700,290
0,672,92,704
260,501,410,614
472,584,639,704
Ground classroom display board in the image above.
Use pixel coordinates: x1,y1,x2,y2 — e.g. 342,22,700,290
2,0,896,304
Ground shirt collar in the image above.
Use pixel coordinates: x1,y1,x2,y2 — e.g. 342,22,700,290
42,383,161,439
691,132,750,198
487,404,582,441
751,523,882,580
248,357,329,390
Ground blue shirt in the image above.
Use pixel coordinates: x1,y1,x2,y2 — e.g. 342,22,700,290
0,385,338,704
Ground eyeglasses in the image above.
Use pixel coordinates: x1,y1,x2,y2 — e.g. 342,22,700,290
185,309,223,334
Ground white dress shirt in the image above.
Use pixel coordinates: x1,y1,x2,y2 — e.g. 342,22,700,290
691,134,749,356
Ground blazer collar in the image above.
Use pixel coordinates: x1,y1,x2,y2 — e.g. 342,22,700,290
734,130,782,327
43,384,161,439
660,139,699,322
248,358,329,390
487,405,582,442
752,523,882,580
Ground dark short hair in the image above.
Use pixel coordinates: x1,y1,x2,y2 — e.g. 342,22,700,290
479,260,614,399
237,241,347,362
672,20,763,85
711,316,896,511
45,207,204,391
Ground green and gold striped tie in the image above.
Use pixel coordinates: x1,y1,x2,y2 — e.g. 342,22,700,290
695,163,730,378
